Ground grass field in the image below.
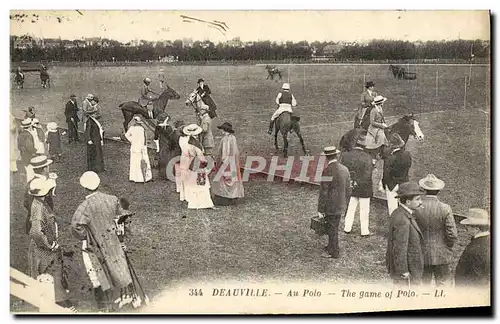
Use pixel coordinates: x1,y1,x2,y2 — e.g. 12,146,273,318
10,138,475,313
10,63,490,312
10,63,490,215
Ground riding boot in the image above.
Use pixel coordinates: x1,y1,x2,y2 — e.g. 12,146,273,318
267,120,274,134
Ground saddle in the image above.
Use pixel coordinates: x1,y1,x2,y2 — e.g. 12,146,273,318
278,111,300,122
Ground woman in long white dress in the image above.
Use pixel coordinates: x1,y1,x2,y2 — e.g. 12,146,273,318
125,116,152,183
178,124,215,209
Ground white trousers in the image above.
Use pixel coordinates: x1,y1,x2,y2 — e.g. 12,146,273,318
82,241,101,288
344,197,371,235
271,105,293,121
385,184,399,216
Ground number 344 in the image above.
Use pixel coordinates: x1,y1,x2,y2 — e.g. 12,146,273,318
189,289,204,296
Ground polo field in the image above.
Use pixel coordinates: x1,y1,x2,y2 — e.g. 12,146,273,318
10,62,490,311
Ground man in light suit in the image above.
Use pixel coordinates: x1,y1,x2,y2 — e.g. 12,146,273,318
386,182,425,287
341,134,374,236
382,133,412,216
414,174,458,287
317,146,351,259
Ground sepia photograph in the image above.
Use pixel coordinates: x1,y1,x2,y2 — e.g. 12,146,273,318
8,8,491,315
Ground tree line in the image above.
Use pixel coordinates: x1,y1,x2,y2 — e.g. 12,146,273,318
10,37,489,63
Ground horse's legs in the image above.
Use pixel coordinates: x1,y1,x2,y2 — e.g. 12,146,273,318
121,110,131,132
295,126,308,155
274,127,279,150
282,132,289,158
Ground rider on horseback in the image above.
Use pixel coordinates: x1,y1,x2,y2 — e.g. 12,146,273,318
355,81,377,131
268,83,297,134
138,77,160,119
196,78,217,118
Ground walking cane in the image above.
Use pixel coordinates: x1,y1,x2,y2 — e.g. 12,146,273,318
124,252,150,306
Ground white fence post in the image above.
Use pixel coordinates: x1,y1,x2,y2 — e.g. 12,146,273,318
37,274,56,313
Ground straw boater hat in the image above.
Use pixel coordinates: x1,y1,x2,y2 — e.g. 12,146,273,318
460,208,489,226
30,155,53,169
217,122,235,134
395,182,425,198
282,83,290,90
365,81,375,88
47,122,58,132
321,146,341,156
80,171,100,191
388,133,405,149
86,94,94,100
419,174,445,191
21,118,32,128
28,177,56,197
182,124,203,136
144,77,151,83
373,95,387,105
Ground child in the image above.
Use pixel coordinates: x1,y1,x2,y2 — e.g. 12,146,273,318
46,122,63,162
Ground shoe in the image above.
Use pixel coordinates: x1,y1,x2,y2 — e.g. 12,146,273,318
361,233,374,237
320,252,333,258
344,230,352,234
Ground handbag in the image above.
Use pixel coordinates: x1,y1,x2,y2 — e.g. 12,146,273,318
310,216,328,236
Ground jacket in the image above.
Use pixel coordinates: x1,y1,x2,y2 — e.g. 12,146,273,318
386,205,424,283
414,195,458,265
454,234,490,288
317,160,351,216
340,148,373,198
65,99,80,123
382,148,412,191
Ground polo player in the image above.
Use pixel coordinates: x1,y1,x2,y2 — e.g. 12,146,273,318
138,78,159,119
268,83,297,134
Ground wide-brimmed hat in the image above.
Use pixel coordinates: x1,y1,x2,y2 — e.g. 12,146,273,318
321,146,341,156
460,208,490,226
28,177,56,197
282,83,290,90
197,78,204,83
80,171,100,191
21,118,32,128
395,182,425,198
388,133,405,149
182,124,203,136
356,134,366,146
419,174,445,191
217,122,235,134
365,81,375,88
47,122,58,132
373,95,387,105
86,94,94,100
69,94,77,99
30,155,53,169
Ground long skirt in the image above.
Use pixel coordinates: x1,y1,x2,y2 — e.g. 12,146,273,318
129,149,152,183
28,240,68,303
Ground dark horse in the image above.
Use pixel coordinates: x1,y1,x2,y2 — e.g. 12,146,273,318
388,64,405,80
339,113,424,159
265,65,283,81
274,112,308,158
40,66,50,88
119,84,180,133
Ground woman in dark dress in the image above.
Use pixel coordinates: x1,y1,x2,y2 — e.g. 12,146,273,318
153,114,174,180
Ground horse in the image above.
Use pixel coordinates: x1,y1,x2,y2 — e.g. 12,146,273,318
14,71,24,89
265,65,283,81
388,65,405,80
273,112,308,158
40,67,50,88
185,89,208,118
119,84,180,133
339,113,424,156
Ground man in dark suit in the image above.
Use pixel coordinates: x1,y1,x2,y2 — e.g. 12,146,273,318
386,182,425,287
341,135,374,236
65,94,80,143
317,146,351,258
382,133,412,216
414,174,458,287
455,208,490,289
84,110,105,173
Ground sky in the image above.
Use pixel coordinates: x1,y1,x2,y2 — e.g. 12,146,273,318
9,10,490,43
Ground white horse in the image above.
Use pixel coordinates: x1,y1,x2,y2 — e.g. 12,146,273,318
185,89,209,118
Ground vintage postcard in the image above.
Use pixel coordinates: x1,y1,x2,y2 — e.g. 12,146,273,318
9,9,491,314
